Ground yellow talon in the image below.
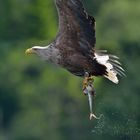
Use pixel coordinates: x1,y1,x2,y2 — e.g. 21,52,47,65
82,75,93,91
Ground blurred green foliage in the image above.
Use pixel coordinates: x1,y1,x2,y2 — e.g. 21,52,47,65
0,0,140,140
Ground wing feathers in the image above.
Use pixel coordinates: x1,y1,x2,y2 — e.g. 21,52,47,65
55,0,96,51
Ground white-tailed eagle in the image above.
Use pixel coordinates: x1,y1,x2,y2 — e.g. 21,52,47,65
25,0,125,120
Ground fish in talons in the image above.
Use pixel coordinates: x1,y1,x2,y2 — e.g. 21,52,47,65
82,72,100,120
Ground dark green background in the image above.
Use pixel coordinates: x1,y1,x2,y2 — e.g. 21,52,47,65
0,0,139,140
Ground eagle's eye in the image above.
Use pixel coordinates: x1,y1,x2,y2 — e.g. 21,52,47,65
33,48,38,51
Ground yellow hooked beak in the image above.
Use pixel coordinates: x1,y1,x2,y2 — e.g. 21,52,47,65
25,48,33,55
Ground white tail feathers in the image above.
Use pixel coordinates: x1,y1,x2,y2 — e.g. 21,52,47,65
104,70,119,84
95,51,125,84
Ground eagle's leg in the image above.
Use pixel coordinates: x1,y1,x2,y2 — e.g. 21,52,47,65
82,72,95,95
82,72,99,120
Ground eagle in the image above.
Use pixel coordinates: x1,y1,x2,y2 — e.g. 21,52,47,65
25,0,125,120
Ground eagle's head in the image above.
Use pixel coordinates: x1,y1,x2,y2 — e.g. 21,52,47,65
25,46,46,56
25,44,60,64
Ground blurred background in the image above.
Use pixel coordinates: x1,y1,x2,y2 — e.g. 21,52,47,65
0,0,140,140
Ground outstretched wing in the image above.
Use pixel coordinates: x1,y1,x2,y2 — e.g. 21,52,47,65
55,0,96,52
